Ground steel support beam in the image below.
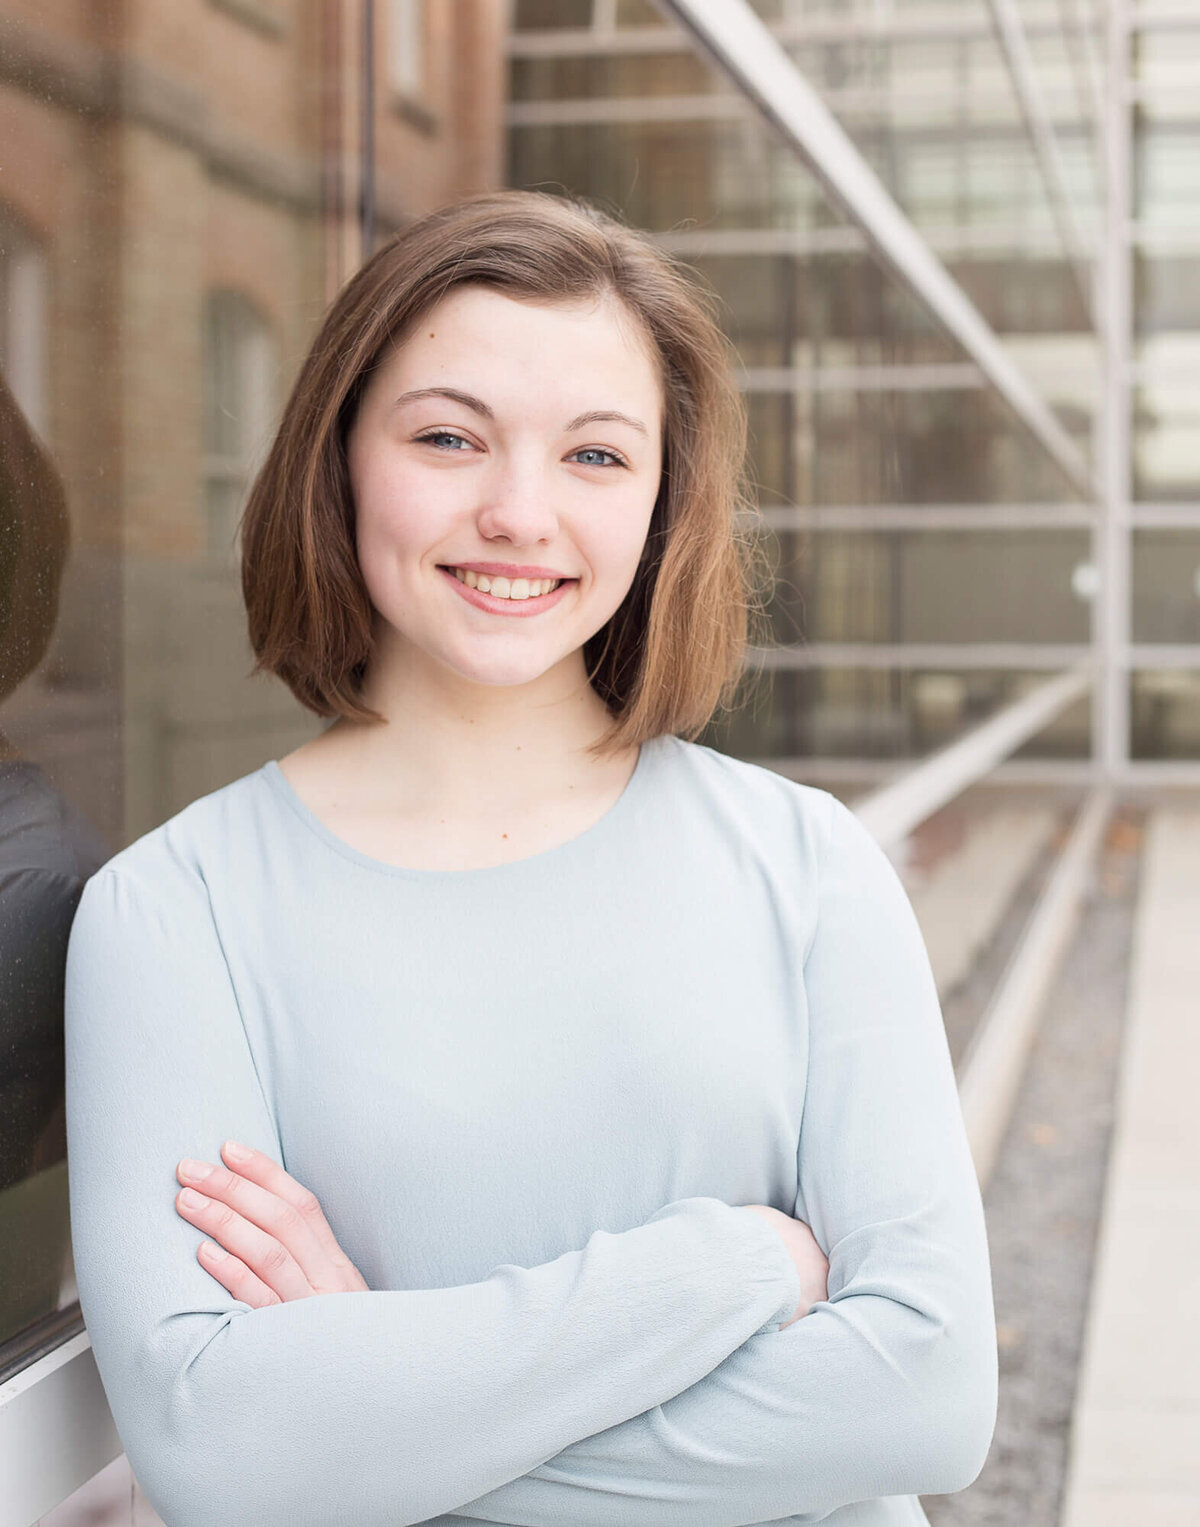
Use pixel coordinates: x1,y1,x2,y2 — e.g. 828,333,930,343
1095,0,1133,777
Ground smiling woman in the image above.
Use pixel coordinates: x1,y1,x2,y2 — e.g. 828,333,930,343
63,189,997,1527
240,189,771,768
229,189,780,867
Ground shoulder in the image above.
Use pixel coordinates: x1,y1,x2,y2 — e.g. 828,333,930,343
660,735,840,847
76,766,272,917
659,736,899,892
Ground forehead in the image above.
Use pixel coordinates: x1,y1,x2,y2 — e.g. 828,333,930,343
379,284,663,411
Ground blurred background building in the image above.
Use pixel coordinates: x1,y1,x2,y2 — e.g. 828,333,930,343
2,2,1197,1524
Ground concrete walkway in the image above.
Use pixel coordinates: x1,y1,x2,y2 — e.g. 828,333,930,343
1060,807,1200,1526
900,797,1059,999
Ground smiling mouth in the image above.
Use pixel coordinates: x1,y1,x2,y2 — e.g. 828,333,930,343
438,566,577,602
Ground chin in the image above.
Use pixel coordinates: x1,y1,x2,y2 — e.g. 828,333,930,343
435,651,571,689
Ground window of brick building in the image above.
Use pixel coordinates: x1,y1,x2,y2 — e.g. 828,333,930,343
202,291,278,565
0,207,48,442
387,0,425,100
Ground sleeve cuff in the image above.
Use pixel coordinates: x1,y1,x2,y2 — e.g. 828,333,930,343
726,1204,805,1335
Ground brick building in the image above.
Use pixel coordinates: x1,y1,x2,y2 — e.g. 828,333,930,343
0,0,506,843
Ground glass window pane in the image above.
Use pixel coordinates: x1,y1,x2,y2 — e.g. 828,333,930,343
1133,531,1200,643
1134,378,1200,502
699,667,1091,761
763,529,1092,647
1131,670,1200,759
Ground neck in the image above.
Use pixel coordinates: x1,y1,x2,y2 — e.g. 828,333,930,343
317,647,624,817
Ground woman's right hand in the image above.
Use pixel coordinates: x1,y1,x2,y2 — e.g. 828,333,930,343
744,1204,830,1329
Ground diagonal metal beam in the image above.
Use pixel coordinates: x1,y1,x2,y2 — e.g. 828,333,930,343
982,0,1096,323
649,0,1096,499
850,667,1092,849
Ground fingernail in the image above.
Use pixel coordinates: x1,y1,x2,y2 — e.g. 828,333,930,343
201,1240,226,1259
180,1187,208,1209
224,1140,251,1162
179,1158,212,1181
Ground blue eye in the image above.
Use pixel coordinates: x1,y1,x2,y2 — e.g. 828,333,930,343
572,447,625,468
415,430,472,451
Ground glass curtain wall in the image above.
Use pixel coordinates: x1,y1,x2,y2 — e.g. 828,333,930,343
508,0,1200,773
1130,6,1200,757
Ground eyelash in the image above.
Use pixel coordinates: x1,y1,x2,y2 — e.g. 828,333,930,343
412,429,628,469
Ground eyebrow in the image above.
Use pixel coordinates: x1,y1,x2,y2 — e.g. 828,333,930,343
392,387,649,437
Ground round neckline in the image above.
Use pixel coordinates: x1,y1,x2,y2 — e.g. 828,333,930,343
258,733,670,882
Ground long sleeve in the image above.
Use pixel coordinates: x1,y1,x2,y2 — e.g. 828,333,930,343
446,791,999,1526
62,861,805,1527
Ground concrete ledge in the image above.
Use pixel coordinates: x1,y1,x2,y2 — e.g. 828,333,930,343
1061,807,1200,1525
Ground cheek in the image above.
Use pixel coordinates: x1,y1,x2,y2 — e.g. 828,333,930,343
352,463,444,563
600,486,659,573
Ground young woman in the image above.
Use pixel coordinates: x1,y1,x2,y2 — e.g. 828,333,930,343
64,190,997,1527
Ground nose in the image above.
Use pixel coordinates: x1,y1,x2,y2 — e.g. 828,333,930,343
473,453,562,549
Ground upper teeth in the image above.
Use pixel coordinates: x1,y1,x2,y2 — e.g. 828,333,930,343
450,568,562,599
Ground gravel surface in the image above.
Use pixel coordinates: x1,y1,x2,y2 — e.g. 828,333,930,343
920,806,1144,1527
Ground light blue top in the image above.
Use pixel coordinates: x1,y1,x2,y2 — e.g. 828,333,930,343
64,732,997,1527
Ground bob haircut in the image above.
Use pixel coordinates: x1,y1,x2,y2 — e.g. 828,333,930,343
241,187,774,763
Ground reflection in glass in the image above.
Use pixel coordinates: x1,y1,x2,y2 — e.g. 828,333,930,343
203,291,279,566
0,206,47,440
0,374,109,1351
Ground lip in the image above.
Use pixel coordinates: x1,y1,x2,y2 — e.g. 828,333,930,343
438,565,577,617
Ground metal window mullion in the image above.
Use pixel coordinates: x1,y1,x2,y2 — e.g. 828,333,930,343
1130,645,1200,669
1095,0,1133,777
1134,503,1200,526
748,643,1092,670
750,503,1096,530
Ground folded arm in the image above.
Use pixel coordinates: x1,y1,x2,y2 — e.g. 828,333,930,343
64,862,803,1527
447,792,999,1527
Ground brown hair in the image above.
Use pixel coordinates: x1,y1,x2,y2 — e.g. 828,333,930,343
0,372,70,703
241,188,773,762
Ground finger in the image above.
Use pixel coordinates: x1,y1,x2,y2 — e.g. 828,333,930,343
196,1238,281,1310
175,1186,313,1302
177,1155,331,1280
218,1142,360,1277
